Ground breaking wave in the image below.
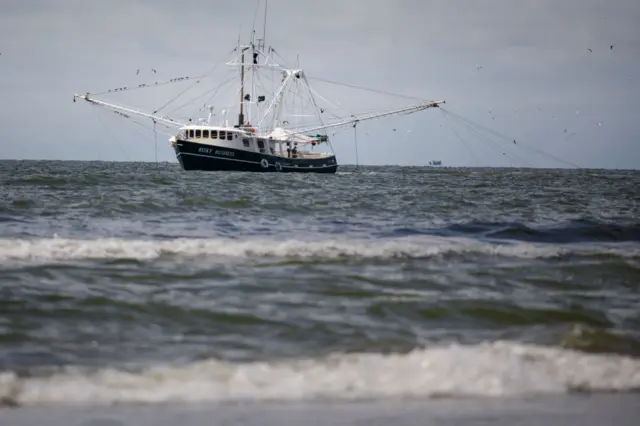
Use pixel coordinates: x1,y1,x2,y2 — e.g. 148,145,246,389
1,341,639,407
0,236,637,265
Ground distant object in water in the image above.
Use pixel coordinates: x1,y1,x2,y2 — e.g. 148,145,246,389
71,4,445,174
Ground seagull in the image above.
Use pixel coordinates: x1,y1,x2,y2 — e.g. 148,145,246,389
610,45,614,50
136,69,139,75
151,68,157,73
476,65,483,71
587,48,593,52
513,139,516,144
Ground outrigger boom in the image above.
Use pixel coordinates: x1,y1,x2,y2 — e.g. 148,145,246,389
73,92,444,137
73,94,185,128
286,100,445,137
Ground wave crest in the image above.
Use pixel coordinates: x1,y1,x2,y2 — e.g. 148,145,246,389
1,342,639,407
0,236,637,264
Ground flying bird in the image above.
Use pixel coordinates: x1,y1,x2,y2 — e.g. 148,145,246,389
610,45,614,50
151,68,157,73
136,69,139,75
476,65,483,71
586,48,593,52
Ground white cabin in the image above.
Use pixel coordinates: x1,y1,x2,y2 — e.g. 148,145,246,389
176,124,332,159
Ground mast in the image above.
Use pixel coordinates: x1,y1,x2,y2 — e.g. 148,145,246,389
263,0,268,44
239,47,246,126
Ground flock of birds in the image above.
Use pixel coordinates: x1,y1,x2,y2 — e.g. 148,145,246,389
472,43,618,147
136,68,157,75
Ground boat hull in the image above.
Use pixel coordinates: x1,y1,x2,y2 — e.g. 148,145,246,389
173,140,338,173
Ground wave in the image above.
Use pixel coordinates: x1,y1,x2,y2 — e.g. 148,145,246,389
1,341,639,407
443,219,640,243
0,235,637,264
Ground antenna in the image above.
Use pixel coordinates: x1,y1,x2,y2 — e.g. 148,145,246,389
251,0,260,40
263,0,268,46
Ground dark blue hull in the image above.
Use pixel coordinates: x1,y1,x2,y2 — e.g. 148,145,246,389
173,140,338,173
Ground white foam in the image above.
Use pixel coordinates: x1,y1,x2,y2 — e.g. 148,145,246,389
0,236,636,264
1,342,639,406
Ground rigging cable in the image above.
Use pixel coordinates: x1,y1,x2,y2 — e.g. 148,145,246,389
441,108,582,169
440,109,480,166
96,110,130,161
307,76,428,102
153,120,158,166
442,109,534,167
353,121,360,170
164,72,238,117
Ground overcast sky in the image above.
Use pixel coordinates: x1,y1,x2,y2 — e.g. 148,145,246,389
0,0,638,169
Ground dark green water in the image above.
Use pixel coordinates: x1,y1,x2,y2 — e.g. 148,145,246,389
0,160,639,407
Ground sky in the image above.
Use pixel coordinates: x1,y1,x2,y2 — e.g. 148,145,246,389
0,0,639,169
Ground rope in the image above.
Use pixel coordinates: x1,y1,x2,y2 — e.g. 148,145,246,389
441,108,582,169
353,121,360,170
441,109,534,167
307,76,427,102
87,48,237,98
96,111,130,161
440,109,480,166
164,72,238,117
153,120,158,166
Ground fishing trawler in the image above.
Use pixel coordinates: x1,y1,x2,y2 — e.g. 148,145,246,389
72,4,444,173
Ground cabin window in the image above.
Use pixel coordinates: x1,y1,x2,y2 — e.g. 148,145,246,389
242,138,251,147
219,131,226,139
195,129,201,138
203,130,209,138
211,130,217,139
189,129,194,138
227,132,233,141
257,140,265,149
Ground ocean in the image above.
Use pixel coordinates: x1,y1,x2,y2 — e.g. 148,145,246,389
0,160,639,425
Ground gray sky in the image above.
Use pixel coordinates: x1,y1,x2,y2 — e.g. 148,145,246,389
0,0,638,168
